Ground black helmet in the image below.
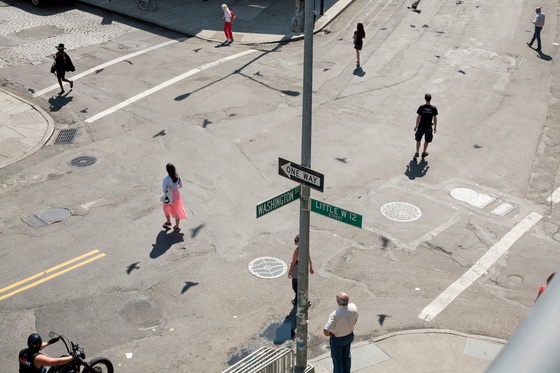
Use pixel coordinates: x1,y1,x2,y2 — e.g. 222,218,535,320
27,333,42,350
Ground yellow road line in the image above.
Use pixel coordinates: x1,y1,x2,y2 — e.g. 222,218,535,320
0,252,106,302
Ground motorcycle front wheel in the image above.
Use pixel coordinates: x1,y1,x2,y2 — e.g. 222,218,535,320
85,357,114,373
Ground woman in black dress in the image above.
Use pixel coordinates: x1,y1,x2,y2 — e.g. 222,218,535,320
353,23,366,67
52,43,74,95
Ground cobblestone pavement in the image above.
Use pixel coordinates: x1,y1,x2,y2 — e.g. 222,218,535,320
0,3,134,69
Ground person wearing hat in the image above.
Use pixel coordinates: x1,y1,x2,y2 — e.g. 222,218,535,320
19,333,75,372
52,43,75,95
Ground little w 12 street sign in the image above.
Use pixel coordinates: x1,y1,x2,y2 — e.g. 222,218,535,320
256,186,301,218
310,198,362,228
278,157,324,192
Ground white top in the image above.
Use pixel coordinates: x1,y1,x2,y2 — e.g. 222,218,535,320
533,12,545,28
162,175,182,192
223,10,233,22
324,303,359,338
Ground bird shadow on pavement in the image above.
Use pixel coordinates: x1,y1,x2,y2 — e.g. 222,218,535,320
126,262,140,274
377,314,391,326
48,93,73,112
353,66,365,77
404,157,429,180
150,229,184,259
181,281,199,294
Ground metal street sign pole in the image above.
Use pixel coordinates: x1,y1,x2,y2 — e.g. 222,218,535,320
295,0,314,368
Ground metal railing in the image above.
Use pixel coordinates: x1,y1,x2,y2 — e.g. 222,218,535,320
222,347,314,373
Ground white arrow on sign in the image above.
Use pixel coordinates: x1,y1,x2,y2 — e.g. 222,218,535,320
280,162,321,188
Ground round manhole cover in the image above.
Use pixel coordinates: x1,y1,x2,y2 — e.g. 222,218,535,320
450,188,479,203
248,257,287,279
68,156,98,168
380,202,422,222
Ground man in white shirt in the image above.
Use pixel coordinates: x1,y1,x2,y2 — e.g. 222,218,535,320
323,292,359,373
527,6,545,51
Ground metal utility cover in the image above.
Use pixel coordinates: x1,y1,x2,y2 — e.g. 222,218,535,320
54,128,78,144
68,155,98,168
463,338,503,360
491,202,516,216
319,343,391,371
380,202,422,222
248,257,287,279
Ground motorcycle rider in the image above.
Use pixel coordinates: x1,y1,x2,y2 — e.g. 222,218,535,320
19,333,75,373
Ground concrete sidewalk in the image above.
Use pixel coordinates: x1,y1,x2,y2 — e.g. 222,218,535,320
310,329,506,373
0,89,54,169
78,0,353,45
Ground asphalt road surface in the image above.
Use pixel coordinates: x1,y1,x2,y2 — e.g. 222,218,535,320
1,0,559,372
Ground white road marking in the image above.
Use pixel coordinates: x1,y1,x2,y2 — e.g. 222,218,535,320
418,211,543,321
547,187,560,203
85,49,257,123
32,39,184,97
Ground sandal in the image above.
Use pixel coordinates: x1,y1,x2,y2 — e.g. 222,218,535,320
173,226,181,232
58,90,64,95
163,222,172,228
70,81,74,89
421,152,429,158
413,152,419,158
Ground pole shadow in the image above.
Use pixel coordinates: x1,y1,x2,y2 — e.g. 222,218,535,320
404,157,429,179
150,230,184,259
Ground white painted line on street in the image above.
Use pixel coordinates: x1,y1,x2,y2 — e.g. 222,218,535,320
546,187,560,203
418,212,542,322
32,39,184,97
85,49,257,123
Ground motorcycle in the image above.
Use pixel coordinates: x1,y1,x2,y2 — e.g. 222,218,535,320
46,331,114,373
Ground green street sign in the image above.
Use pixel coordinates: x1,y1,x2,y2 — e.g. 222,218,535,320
310,198,362,228
256,186,301,218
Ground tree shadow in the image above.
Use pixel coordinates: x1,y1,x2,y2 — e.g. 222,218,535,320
181,281,199,294
150,230,184,259
404,157,429,180
48,93,73,112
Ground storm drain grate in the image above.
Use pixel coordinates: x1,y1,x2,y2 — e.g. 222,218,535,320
54,128,78,144
319,343,391,371
22,208,71,229
463,338,503,360
248,257,287,279
68,155,98,168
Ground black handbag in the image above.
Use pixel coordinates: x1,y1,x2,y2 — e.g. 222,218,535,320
50,62,56,74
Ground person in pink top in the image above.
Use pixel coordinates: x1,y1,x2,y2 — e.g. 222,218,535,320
162,163,188,232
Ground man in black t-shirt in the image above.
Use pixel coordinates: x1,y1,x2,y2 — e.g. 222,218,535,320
414,93,438,158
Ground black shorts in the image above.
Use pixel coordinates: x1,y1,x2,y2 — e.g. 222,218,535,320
415,127,433,143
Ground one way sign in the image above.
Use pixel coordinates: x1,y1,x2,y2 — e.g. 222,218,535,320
278,157,324,192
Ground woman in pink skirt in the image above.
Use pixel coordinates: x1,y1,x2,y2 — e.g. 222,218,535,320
162,163,188,232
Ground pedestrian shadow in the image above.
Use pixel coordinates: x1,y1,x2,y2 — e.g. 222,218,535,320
47,93,73,112
404,157,429,179
150,230,184,259
260,307,297,344
353,66,365,77
537,50,552,61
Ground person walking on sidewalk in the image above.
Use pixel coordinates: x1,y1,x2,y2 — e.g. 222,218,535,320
52,43,74,95
221,4,236,44
353,23,365,67
527,6,545,51
162,163,188,232
287,234,314,306
414,93,438,159
323,292,359,373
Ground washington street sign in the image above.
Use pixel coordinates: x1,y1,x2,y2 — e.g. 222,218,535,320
278,157,324,192
256,186,301,218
